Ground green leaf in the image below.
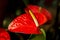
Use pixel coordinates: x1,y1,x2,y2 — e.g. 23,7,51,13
28,34,46,40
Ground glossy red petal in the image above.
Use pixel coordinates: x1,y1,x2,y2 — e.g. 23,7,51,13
25,7,47,25
8,14,41,34
0,28,10,40
35,13,47,25
25,5,52,22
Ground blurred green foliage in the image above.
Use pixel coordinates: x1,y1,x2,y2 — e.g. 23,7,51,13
29,34,46,40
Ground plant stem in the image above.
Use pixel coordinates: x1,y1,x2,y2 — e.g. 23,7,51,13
40,28,46,40
27,34,32,40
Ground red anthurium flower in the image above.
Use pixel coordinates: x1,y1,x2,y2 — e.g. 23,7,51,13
25,5,52,22
8,13,41,34
25,8,47,25
0,28,10,40
8,5,52,34
25,5,48,25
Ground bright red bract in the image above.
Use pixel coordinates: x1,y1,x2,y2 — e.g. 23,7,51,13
25,5,52,21
8,5,52,34
8,14,41,34
0,28,10,40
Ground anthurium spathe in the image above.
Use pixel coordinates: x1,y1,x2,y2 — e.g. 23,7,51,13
8,13,41,34
0,28,10,40
25,5,52,22
25,5,47,25
8,5,52,34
